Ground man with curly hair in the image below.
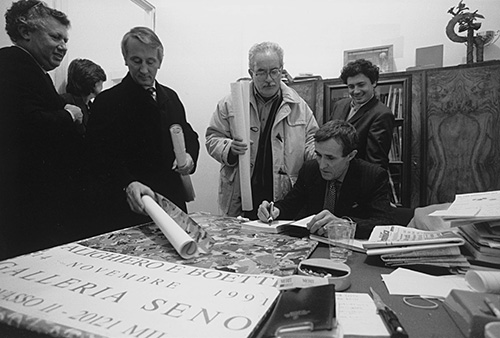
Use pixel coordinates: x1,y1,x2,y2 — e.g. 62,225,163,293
327,59,394,170
0,0,83,259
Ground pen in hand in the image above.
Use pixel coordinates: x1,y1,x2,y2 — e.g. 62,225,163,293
268,202,274,224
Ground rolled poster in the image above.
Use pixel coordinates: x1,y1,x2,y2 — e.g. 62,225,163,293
142,195,198,259
170,124,196,202
230,80,253,211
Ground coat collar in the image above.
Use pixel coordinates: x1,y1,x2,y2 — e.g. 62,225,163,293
120,73,169,104
348,96,379,123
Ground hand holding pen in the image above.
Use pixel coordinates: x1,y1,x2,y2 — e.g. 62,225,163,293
257,200,279,223
267,202,275,223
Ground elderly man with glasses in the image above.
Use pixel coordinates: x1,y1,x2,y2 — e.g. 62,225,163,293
206,41,319,219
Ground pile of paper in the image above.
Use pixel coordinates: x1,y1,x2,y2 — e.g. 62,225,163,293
429,190,500,267
363,225,469,269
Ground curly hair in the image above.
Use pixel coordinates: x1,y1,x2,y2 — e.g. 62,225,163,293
4,0,70,43
65,59,107,97
248,42,284,70
340,59,379,85
314,120,358,156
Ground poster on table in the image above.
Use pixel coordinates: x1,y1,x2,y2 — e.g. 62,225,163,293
0,244,280,338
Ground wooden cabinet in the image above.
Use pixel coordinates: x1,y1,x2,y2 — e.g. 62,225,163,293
289,60,500,208
411,60,500,206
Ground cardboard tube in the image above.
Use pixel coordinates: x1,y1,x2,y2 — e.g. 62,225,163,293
170,124,195,202
142,195,197,259
230,81,253,211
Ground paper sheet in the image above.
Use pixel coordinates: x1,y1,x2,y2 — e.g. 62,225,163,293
429,190,500,219
230,81,252,211
336,292,389,337
381,267,472,298
169,124,196,202
142,195,198,259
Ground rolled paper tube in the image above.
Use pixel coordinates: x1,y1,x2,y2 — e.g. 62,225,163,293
142,195,197,259
230,81,253,211
170,124,187,167
181,175,196,202
169,124,195,201
466,270,500,294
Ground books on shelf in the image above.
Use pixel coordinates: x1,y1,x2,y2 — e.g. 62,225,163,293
380,85,403,119
242,215,313,236
388,171,400,206
388,125,403,162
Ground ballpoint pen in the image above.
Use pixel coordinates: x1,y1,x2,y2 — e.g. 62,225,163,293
268,201,274,224
370,287,409,338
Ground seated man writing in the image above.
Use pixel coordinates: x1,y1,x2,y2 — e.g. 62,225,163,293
257,120,395,239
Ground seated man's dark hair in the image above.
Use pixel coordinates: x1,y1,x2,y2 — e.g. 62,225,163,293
314,119,358,156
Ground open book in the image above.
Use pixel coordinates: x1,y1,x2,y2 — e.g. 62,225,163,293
363,225,465,256
242,215,314,235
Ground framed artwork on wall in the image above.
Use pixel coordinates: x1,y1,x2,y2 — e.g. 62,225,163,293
344,45,394,73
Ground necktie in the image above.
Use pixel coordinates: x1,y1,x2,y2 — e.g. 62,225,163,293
147,87,156,101
323,180,339,213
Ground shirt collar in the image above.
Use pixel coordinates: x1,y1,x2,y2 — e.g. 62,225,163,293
332,162,349,184
350,94,374,111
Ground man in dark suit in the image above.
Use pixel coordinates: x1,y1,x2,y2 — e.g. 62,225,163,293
327,59,394,170
0,0,84,259
257,120,394,239
86,27,199,230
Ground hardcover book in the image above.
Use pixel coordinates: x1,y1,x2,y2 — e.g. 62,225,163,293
254,284,336,338
242,215,314,236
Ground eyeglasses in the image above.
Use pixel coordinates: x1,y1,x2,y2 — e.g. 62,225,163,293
253,68,282,80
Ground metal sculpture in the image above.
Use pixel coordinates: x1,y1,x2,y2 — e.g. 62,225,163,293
446,1,485,63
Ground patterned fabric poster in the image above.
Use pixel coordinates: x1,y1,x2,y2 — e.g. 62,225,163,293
80,212,317,277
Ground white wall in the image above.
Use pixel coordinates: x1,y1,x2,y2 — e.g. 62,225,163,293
1,0,500,215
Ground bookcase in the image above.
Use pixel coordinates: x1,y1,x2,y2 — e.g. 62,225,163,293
322,74,412,207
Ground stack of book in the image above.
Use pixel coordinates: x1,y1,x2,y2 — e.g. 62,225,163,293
363,225,469,269
457,221,500,267
429,190,500,268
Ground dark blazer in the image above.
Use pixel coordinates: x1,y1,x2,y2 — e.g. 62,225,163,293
328,96,394,169
275,158,395,239
60,93,89,135
86,73,200,229
0,46,83,258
